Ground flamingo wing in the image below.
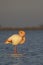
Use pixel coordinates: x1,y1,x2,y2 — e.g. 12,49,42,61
11,35,22,45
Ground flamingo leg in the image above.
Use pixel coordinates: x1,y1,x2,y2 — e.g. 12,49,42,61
14,45,17,54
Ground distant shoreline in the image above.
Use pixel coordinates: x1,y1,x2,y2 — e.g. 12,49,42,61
0,27,43,30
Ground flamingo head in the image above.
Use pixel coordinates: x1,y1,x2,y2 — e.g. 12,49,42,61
18,30,25,37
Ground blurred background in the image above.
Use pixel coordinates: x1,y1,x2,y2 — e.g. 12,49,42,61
0,0,43,28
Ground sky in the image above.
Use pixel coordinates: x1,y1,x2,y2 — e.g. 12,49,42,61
0,0,43,27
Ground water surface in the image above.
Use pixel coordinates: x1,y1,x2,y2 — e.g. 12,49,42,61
0,30,43,65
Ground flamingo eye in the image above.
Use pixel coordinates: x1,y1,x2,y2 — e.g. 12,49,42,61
21,32,22,34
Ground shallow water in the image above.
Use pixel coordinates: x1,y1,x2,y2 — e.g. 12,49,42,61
0,30,43,65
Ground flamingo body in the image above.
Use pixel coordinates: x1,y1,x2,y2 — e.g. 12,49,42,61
5,31,25,45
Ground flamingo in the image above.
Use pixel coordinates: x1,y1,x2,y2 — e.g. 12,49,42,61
5,30,26,54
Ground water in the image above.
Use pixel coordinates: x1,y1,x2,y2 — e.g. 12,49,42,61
0,30,43,65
